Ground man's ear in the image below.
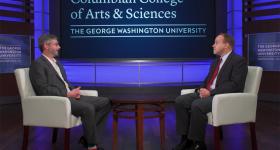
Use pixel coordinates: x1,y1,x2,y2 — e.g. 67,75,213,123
43,43,48,50
225,43,231,50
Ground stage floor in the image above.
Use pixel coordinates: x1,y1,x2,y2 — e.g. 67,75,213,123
0,98,279,150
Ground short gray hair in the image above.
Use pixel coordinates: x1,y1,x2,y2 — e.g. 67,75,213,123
38,34,58,52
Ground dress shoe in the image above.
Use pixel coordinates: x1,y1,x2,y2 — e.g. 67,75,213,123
88,146,104,150
79,136,88,148
172,139,193,150
97,147,104,150
189,142,206,150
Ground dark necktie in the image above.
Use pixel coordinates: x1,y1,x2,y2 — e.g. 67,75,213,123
206,58,222,90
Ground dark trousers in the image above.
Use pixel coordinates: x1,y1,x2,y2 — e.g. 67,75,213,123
175,93,213,141
69,96,111,146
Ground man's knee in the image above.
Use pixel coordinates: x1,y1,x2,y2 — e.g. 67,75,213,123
95,97,111,114
175,94,196,108
104,97,111,105
98,97,109,104
190,100,210,114
174,95,187,104
100,97,112,108
191,100,201,111
82,105,96,116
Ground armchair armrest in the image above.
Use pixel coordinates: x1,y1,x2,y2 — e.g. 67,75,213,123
211,93,258,126
80,90,98,97
22,96,74,128
181,89,195,95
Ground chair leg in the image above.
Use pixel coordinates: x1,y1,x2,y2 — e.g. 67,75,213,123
52,128,58,143
64,129,70,150
113,111,118,150
22,126,29,150
219,126,223,140
159,110,165,150
214,126,221,150
249,123,258,150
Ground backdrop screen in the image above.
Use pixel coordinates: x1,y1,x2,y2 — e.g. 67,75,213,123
60,0,216,59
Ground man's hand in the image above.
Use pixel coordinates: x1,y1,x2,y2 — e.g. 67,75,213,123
199,88,211,98
67,87,81,99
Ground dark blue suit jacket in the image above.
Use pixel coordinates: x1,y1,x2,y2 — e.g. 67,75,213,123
201,52,248,96
29,56,73,97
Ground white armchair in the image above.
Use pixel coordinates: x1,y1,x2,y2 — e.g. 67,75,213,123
181,66,263,150
14,68,99,150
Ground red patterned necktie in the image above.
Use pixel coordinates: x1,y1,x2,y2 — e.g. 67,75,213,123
206,58,222,90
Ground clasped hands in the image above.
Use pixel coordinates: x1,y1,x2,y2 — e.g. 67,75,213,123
198,88,211,98
67,86,81,100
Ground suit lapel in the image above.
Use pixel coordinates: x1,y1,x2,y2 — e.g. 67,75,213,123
207,57,220,82
216,52,234,82
40,56,65,83
55,60,68,82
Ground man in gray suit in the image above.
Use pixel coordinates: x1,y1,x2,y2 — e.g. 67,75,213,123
173,33,248,150
29,34,111,150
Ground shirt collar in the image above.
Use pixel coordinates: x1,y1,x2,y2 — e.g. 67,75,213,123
221,51,232,62
42,54,56,63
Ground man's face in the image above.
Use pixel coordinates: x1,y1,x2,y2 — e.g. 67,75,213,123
44,39,61,57
212,35,227,56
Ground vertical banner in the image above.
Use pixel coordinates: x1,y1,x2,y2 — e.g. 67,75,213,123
248,32,280,71
0,34,31,73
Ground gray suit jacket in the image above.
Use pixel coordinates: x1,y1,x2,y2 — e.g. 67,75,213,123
29,56,73,97
200,52,248,96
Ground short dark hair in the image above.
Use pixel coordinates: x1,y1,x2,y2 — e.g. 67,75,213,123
218,33,235,49
38,34,58,52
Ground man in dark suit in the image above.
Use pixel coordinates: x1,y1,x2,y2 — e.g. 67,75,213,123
29,34,111,150
173,33,248,150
